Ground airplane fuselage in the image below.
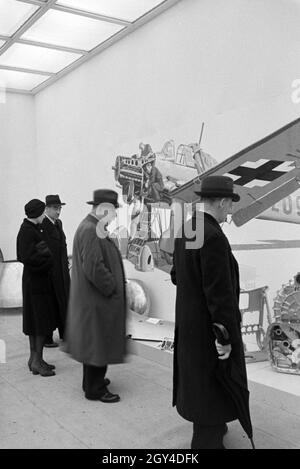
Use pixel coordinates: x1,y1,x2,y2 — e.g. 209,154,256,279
257,194,300,224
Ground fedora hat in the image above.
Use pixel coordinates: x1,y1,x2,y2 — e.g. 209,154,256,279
194,175,240,202
87,189,121,208
45,194,66,206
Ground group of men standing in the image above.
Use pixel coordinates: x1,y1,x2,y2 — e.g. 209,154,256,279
16,177,248,448
16,195,70,377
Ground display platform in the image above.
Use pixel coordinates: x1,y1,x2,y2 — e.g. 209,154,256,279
127,314,269,366
127,314,174,367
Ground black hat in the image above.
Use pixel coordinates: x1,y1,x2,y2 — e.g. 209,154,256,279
194,175,240,202
45,194,66,206
24,199,45,218
86,189,121,208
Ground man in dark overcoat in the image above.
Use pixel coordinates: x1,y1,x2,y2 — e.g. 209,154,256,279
66,189,127,403
170,176,248,449
17,199,56,377
42,194,70,346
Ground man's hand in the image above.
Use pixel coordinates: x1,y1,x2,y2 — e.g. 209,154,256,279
215,340,232,360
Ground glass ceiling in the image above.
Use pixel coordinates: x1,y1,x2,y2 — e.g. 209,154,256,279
0,0,178,94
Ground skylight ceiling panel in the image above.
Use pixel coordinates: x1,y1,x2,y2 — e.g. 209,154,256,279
0,68,48,91
21,9,124,51
0,43,82,73
0,0,38,36
57,0,166,22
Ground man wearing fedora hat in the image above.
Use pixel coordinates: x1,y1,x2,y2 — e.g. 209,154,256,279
42,195,70,347
170,175,248,449
66,189,127,403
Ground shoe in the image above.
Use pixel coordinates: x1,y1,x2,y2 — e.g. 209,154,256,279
44,342,59,348
85,391,120,403
42,360,55,370
31,363,56,377
99,392,120,403
29,360,55,371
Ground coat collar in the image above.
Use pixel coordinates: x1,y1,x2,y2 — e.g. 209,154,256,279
86,213,98,225
44,214,56,225
23,218,40,230
192,211,222,232
43,216,58,228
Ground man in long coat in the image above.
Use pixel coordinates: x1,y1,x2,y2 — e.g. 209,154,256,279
66,189,127,403
170,176,248,449
42,194,70,346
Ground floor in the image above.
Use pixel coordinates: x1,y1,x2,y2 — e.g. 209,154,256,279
0,310,299,449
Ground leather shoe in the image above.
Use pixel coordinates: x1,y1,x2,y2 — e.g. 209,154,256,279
29,360,55,371
99,392,120,403
42,360,55,370
85,391,120,403
31,363,56,377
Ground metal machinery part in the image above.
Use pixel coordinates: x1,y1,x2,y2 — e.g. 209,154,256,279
112,155,145,202
267,274,300,375
240,286,271,351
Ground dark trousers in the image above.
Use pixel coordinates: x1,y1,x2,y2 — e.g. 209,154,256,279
191,423,226,449
82,364,108,397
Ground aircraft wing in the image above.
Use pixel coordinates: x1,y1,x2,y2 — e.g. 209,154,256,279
166,117,300,226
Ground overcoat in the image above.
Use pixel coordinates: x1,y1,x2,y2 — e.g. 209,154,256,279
66,214,127,367
170,211,247,424
41,216,70,333
16,219,56,336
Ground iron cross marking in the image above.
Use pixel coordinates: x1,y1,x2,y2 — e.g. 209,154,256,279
228,160,287,186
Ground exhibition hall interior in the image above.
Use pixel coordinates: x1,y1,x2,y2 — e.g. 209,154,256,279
0,0,299,449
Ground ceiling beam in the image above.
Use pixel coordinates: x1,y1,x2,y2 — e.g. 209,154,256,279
2,87,33,95
15,0,46,6
6,0,182,95
0,64,54,76
17,38,87,55
17,0,132,26
0,35,87,55
0,0,58,56
52,4,131,27
33,0,181,94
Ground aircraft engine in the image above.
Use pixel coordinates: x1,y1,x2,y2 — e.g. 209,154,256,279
266,274,300,375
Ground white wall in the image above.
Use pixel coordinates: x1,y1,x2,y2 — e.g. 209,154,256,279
0,93,36,259
2,0,300,314
33,0,300,251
